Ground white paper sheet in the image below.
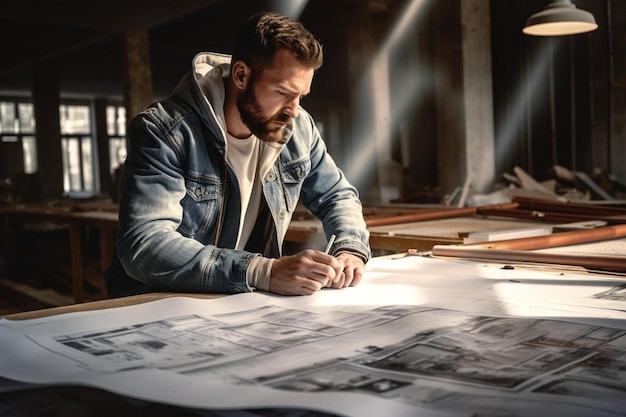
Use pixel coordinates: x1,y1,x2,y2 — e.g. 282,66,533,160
1,256,626,416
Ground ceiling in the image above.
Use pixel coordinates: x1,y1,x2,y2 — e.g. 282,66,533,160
0,1,204,92
0,0,387,100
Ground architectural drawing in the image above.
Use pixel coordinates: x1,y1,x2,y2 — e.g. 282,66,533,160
3,256,626,416
44,304,626,416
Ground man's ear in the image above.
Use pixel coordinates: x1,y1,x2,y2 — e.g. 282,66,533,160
231,61,249,90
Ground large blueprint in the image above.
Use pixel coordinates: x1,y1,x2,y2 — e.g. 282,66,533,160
1,256,626,416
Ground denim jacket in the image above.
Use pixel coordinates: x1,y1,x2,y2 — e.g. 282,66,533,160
105,52,371,297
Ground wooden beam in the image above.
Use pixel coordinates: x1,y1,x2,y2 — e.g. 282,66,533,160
477,207,626,225
513,196,626,216
365,202,519,227
432,223,626,272
431,246,626,273
459,224,626,250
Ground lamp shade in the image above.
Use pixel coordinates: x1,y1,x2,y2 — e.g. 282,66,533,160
523,0,598,36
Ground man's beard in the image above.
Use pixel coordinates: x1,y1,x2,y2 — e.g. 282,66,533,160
237,84,291,143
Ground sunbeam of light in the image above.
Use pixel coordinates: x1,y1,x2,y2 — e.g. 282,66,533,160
313,283,426,307
494,39,563,173
342,0,432,201
283,0,432,250
268,0,308,18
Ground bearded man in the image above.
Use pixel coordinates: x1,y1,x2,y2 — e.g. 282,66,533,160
105,11,370,297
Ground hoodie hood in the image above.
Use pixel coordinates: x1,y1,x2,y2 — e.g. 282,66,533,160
168,52,232,146
195,53,231,141
193,52,231,79
170,51,295,155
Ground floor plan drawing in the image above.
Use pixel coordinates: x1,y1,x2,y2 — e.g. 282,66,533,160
26,303,626,417
2,256,626,416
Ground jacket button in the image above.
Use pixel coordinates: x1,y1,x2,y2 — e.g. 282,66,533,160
279,209,285,217
194,187,202,197
267,172,276,181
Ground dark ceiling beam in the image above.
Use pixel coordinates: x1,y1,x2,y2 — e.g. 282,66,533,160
0,0,217,31
0,0,221,80
0,32,117,79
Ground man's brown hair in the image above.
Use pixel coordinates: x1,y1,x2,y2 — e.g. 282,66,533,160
232,11,323,72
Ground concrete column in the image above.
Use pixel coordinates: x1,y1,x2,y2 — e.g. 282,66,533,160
461,0,495,194
123,29,153,120
32,60,64,200
345,1,402,203
435,0,495,198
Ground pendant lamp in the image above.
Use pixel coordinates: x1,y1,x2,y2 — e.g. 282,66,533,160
523,0,598,36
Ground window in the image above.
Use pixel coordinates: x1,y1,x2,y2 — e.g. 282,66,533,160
60,104,95,194
0,101,37,173
106,105,126,174
1,99,124,197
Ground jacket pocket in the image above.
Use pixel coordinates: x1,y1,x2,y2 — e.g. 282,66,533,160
180,176,221,237
280,158,311,212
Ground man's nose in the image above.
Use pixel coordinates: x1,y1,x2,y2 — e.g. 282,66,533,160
283,98,299,118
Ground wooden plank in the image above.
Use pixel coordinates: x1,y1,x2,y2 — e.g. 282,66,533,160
365,202,519,227
369,233,460,252
459,223,626,250
431,246,626,273
477,207,605,223
513,196,626,216
513,166,559,198
477,207,626,225
463,227,552,244
432,223,626,271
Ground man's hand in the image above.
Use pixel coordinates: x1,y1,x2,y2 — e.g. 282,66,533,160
325,253,365,289
269,250,366,295
269,249,341,295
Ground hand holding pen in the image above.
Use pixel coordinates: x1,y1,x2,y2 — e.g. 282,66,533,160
323,234,365,289
269,234,342,296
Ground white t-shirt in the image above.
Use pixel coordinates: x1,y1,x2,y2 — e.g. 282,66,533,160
225,133,262,249
199,68,283,250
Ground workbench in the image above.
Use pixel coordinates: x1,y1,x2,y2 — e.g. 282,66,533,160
3,196,626,307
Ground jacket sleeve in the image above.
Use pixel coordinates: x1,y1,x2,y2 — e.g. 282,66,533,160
295,114,371,262
115,107,256,294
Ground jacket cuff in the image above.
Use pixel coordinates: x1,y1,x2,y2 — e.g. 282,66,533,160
334,250,369,264
246,256,274,291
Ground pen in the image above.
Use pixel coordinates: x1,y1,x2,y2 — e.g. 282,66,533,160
324,234,336,254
